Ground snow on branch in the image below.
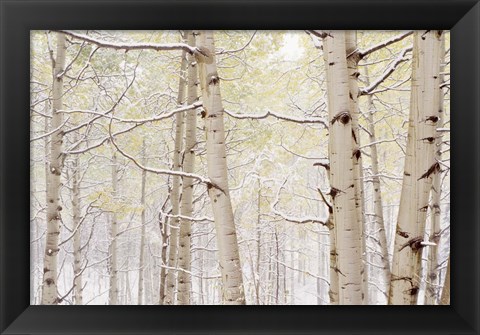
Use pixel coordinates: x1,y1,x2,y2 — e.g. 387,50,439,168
60,101,202,125
360,46,412,96
107,115,223,192
271,178,328,226
224,109,328,127
159,210,214,223
358,31,413,58
58,30,198,54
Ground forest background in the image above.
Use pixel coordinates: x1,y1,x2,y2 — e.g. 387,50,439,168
30,30,450,305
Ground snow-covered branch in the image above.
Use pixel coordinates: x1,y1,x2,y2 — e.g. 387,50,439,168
224,109,327,127
108,116,222,191
58,30,198,54
358,31,413,58
271,179,328,226
360,46,412,95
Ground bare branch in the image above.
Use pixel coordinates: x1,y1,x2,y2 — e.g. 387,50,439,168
359,31,413,58
360,46,412,95
58,30,198,54
224,109,327,127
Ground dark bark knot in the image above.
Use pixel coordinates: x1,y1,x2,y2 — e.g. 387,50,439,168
328,187,344,199
331,111,351,125
418,162,441,180
421,30,431,40
208,75,220,85
425,116,439,124
399,236,425,253
353,149,361,160
406,286,419,296
421,137,436,144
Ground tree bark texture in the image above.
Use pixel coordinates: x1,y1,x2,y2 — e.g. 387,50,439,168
389,30,442,305
364,66,391,299
197,30,246,305
345,30,368,304
109,153,119,305
41,32,67,305
137,139,147,304
425,34,445,305
164,47,188,305
322,30,363,305
177,30,198,305
72,150,83,305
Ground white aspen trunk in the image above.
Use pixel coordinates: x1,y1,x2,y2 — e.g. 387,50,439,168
30,108,37,304
274,227,280,304
345,31,368,304
109,153,119,305
41,33,67,305
321,164,339,305
440,255,450,305
389,31,442,305
327,213,339,305
71,149,83,305
125,252,132,304
164,48,188,305
177,31,198,305
137,139,147,305
364,67,391,299
425,34,445,305
322,30,363,305
158,215,169,304
196,30,246,304
298,229,306,286
316,233,322,305
254,180,262,305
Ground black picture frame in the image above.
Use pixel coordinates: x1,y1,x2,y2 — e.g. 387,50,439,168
1,0,479,334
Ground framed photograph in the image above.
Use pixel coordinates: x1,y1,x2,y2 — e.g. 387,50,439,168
1,0,479,334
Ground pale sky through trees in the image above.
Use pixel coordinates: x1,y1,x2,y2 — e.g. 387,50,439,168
30,30,450,305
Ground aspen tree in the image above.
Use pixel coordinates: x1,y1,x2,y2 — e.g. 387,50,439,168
196,30,246,304
440,255,450,305
109,153,119,305
164,45,188,305
72,149,83,304
138,139,147,304
425,34,446,305
364,67,391,298
322,30,363,305
345,30,368,304
389,30,442,305
177,30,198,305
41,33,67,305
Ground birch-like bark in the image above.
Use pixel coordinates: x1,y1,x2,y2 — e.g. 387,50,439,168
254,180,262,305
109,153,119,305
138,139,147,305
41,33,67,305
164,47,188,305
322,30,363,305
158,215,169,304
327,214,339,304
345,30,368,304
177,30,198,305
389,30,442,305
425,34,445,305
440,255,450,305
196,30,246,304
364,67,391,297
71,147,83,305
